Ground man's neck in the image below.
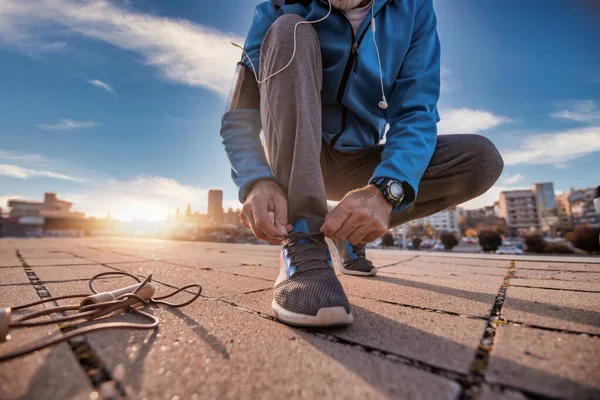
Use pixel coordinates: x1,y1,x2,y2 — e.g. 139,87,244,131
354,0,372,8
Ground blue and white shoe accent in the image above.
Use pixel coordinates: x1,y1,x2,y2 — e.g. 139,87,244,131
331,238,377,277
272,219,353,327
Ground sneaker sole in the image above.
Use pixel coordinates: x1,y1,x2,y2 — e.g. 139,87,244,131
271,300,353,327
339,265,378,277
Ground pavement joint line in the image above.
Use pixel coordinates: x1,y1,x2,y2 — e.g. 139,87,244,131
481,382,565,400
510,275,599,283
459,259,516,400
500,320,600,338
347,294,487,321
14,250,128,400
376,254,420,269
17,259,159,268
377,269,506,279
509,284,600,294
402,257,600,272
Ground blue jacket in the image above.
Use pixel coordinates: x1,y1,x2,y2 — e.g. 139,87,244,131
221,0,441,209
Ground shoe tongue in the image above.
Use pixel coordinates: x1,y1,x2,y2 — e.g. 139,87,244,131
292,218,320,234
288,219,330,272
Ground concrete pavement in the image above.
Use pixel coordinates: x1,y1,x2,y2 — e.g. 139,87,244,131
0,237,599,399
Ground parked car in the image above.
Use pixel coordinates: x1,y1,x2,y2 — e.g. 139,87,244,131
420,239,435,249
433,243,445,251
496,245,524,255
461,237,478,244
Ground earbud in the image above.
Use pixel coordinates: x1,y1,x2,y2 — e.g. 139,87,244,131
379,98,388,110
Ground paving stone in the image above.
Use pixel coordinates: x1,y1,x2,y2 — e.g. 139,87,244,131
0,254,21,267
23,257,98,267
378,262,507,278
513,269,600,282
487,325,600,399
0,283,40,307
65,249,151,264
502,286,600,333
220,265,278,281
510,278,600,292
0,284,94,400
338,272,503,317
0,267,31,285
516,260,600,272
43,279,461,400
91,261,273,298
230,290,485,373
479,385,528,400
31,264,119,283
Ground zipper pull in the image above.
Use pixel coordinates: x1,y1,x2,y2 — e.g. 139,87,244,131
352,42,359,73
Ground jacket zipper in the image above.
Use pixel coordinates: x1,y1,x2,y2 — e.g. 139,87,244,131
331,5,386,148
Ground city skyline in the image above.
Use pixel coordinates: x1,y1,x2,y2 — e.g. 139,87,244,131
1,0,599,220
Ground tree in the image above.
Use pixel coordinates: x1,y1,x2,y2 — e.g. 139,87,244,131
412,236,422,250
381,232,395,248
569,226,600,254
425,224,435,238
479,230,502,252
465,228,478,238
440,231,459,251
524,234,546,253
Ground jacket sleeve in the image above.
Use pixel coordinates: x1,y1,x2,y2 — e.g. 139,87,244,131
370,0,441,211
220,2,279,203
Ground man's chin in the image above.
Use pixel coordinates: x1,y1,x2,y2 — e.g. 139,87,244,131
328,0,365,11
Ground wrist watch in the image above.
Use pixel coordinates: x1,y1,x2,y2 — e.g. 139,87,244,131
370,178,405,208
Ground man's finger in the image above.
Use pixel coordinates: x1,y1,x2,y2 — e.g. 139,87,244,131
347,225,371,246
273,193,289,236
333,214,361,241
321,206,350,237
240,211,250,229
253,204,286,240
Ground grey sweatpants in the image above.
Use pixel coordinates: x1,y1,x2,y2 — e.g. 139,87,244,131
259,15,503,228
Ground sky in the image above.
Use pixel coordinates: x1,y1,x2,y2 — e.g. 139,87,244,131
0,0,599,221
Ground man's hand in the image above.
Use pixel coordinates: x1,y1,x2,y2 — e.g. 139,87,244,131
241,180,293,245
321,185,393,245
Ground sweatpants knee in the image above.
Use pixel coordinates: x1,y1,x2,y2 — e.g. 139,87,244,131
267,14,318,48
468,135,504,196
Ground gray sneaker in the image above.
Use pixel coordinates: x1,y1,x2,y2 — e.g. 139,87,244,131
331,238,377,276
272,219,353,327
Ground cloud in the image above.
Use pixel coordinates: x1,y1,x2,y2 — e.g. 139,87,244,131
503,126,600,165
37,119,100,131
440,67,459,93
551,100,600,122
0,151,45,163
554,163,569,169
88,79,114,93
502,173,524,185
438,108,511,134
0,0,243,96
0,164,83,182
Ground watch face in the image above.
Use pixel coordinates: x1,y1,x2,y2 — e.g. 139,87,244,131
389,182,403,199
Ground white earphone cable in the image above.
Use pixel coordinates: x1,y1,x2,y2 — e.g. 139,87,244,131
230,0,387,109
230,0,332,84
371,1,387,109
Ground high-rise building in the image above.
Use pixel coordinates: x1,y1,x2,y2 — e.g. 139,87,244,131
533,182,558,230
207,190,223,224
499,190,539,230
569,188,600,228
